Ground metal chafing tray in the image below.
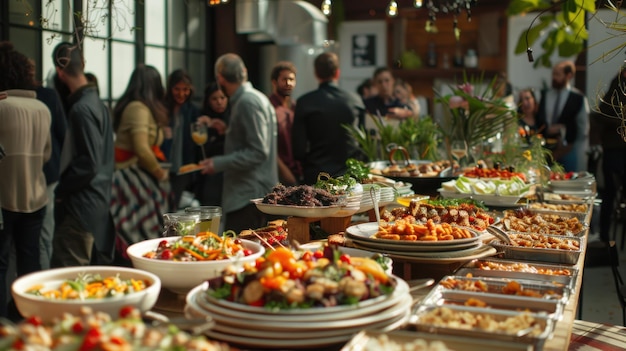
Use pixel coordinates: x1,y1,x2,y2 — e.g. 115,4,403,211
528,208,590,226
342,330,532,351
420,287,563,325
456,258,578,291
497,211,588,237
491,233,583,265
436,275,569,303
409,305,552,350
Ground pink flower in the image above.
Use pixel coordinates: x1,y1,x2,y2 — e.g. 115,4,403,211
449,96,468,110
458,83,474,95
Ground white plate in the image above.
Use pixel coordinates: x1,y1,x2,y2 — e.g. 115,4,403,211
439,189,524,207
251,198,342,217
193,293,409,331
190,279,408,323
346,222,480,247
352,238,482,252
199,274,407,316
352,242,487,258
362,244,498,264
200,307,410,349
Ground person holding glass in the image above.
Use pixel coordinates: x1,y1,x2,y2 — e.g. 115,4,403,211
197,82,229,206
110,64,171,265
162,69,204,209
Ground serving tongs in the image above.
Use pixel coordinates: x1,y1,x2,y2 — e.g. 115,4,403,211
485,225,513,245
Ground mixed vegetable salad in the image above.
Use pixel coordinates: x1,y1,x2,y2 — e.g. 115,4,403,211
26,274,151,301
143,231,253,261
207,245,395,310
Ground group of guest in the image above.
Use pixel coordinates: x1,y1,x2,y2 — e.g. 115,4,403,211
0,41,234,319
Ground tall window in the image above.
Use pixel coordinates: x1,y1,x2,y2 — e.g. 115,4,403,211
4,0,208,108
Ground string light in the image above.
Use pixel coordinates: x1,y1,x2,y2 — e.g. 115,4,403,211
414,0,423,8
387,1,399,17
321,0,332,16
207,0,220,6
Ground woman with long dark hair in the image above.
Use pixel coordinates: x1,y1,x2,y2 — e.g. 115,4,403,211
110,64,171,264
163,69,221,208
197,82,229,206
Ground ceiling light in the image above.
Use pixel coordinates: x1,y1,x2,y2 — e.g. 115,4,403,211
321,0,332,16
387,1,398,17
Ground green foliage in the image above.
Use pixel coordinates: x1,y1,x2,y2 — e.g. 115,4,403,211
343,116,441,162
508,0,596,68
436,73,517,150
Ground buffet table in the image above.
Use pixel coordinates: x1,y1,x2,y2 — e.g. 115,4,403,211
150,198,594,351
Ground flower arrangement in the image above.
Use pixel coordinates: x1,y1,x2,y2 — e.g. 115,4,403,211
436,73,517,162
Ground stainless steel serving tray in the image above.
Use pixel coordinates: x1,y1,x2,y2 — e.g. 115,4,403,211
342,330,532,351
410,305,553,350
527,208,590,227
456,258,578,291
497,211,588,237
436,275,569,303
421,288,563,324
491,233,583,265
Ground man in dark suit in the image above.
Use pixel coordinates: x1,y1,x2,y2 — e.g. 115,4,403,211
291,52,365,185
536,60,589,172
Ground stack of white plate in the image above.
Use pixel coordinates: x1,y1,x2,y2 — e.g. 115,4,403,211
379,186,396,206
358,184,382,213
345,222,496,264
185,278,412,349
331,190,364,218
394,182,414,198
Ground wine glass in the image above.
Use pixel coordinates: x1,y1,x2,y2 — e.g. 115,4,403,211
450,140,468,167
191,122,208,160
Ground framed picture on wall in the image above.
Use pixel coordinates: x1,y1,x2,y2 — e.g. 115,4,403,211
339,20,387,78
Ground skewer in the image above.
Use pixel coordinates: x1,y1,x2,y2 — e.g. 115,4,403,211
250,230,277,251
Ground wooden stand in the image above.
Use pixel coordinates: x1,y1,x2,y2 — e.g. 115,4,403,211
287,216,353,244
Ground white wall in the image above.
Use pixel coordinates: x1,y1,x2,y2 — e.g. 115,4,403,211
337,20,387,95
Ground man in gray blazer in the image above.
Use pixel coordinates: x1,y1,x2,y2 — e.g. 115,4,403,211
200,53,278,232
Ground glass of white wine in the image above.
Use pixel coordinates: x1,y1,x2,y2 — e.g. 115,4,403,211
450,140,468,167
191,122,208,159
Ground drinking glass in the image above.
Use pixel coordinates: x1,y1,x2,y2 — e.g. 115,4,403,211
185,206,222,235
450,140,468,166
162,212,200,237
191,122,208,159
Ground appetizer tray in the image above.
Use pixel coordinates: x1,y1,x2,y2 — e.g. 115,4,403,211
490,233,583,265
420,288,563,323
409,305,553,350
435,275,569,303
342,330,533,351
457,258,578,291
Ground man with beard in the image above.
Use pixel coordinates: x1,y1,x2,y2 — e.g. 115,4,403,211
536,60,590,171
200,53,278,233
269,61,302,185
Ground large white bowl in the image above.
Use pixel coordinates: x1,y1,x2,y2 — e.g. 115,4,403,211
127,237,265,294
11,266,161,322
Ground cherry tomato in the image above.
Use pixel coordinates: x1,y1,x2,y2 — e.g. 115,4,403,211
26,316,42,326
119,306,134,318
339,254,351,264
71,321,84,334
11,339,25,350
300,251,313,261
242,249,253,256
248,299,264,307
159,249,173,260
79,327,102,351
158,240,169,249
313,250,324,259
